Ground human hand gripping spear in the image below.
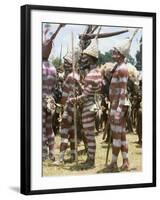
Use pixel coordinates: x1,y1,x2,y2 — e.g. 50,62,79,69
71,32,78,166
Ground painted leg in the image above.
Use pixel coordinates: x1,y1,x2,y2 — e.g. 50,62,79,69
46,112,55,161
54,108,73,165
69,126,76,162
107,123,122,172
121,132,129,171
81,107,96,168
42,109,49,161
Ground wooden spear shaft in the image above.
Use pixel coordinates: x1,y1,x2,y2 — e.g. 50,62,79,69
58,44,62,67
72,32,78,166
105,126,112,165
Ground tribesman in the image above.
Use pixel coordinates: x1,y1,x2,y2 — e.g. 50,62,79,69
42,24,64,161
53,50,82,165
107,30,138,171
70,39,103,168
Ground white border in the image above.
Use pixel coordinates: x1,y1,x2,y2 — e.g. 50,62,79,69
31,9,153,190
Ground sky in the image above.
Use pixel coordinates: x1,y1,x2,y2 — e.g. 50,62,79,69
43,23,142,62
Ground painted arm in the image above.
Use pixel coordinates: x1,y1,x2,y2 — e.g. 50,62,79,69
117,67,128,113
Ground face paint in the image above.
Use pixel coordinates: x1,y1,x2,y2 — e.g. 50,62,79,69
112,49,121,62
63,59,72,75
79,54,90,70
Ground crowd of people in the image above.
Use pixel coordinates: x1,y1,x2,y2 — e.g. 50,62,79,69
42,24,142,172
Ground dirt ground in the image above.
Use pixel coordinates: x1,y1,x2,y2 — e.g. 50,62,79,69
43,131,142,176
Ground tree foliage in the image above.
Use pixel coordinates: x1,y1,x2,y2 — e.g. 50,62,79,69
98,50,114,65
97,50,136,66
52,57,62,68
135,37,142,71
126,55,136,66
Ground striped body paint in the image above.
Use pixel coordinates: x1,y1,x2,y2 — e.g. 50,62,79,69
109,62,129,163
59,72,81,158
42,61,57,159
77,67,103,161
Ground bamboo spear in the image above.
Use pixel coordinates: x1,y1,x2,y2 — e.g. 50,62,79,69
105,126,112,165
72,32,78,166
58,44,62,67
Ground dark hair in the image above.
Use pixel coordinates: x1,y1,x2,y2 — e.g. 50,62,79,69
90,55,98,64
118,51,125,60
84,53,98,64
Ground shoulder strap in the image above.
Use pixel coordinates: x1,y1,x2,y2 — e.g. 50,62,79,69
108,63,118,83
110,63,118,74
